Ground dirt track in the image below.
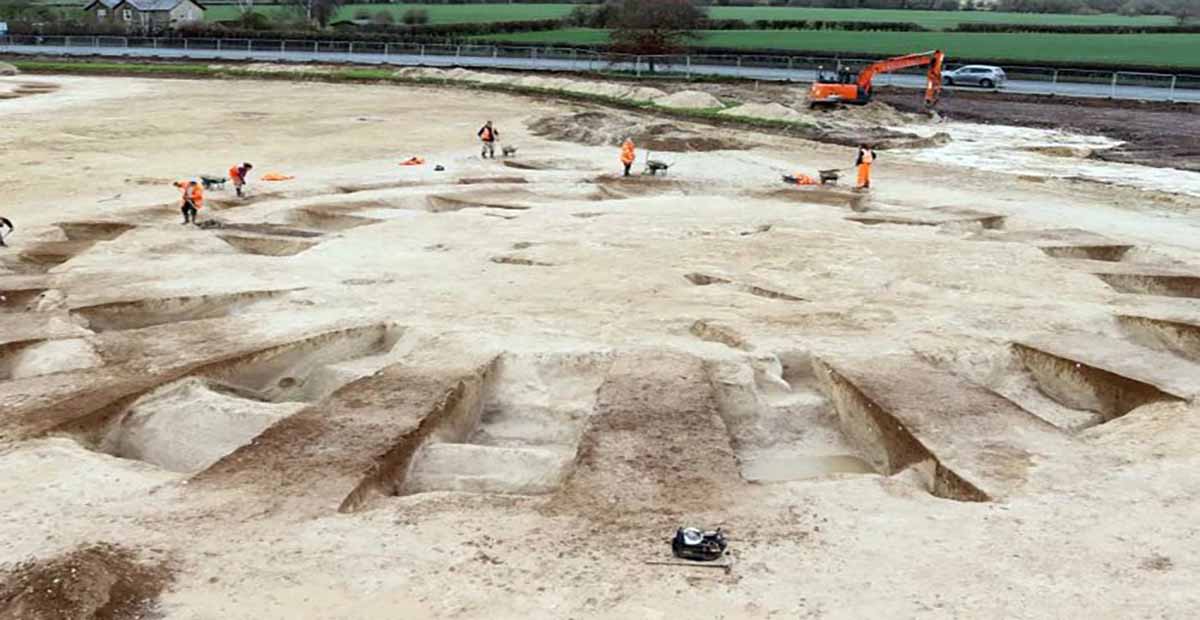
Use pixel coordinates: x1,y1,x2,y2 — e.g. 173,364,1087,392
2,73,1200,618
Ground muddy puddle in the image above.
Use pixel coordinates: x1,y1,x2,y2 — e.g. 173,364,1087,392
892,121,1200,198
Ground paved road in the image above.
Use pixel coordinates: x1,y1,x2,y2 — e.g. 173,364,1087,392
2,43,1197,103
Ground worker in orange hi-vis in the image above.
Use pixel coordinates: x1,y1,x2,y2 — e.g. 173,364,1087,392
620,138,636,177
855,143,876,190
173,179,204,225
228,162,254,198
477,120,498,159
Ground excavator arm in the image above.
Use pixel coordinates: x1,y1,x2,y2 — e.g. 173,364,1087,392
856,50,945,108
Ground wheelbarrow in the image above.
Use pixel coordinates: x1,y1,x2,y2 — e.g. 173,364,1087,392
818,168,843,185
645,160,672,176
201,175,227,190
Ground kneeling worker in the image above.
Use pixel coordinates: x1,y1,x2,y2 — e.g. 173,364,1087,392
229,162,254,198
783,173,819,186
174,179,204,225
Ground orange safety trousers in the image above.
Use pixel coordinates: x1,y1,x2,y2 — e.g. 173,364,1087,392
856,163,871,188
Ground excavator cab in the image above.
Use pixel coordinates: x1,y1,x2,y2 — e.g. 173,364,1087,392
809,81,864,107
810,65,863,106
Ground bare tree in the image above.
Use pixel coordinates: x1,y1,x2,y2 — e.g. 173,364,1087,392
282,0,345,28
1168,0,1199,24
610,0,705,57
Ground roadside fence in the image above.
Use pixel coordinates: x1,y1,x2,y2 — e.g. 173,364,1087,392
2,35,1197,103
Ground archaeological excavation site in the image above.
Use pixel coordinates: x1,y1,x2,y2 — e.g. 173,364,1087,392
2,66,1199,618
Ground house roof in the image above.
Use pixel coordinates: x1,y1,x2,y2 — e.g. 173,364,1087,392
330,18,372,27
83,0,122,10
107,0,207,12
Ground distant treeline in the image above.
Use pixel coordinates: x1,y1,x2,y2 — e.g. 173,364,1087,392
703,18,928,30
179,0,1197,18
359,0,1196,18
952,21,1200,31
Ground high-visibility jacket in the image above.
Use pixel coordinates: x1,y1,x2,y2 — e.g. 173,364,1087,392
478,125,496,142
855,148,875,166
175,181,203,208
620,140,636,165
229,165,245,184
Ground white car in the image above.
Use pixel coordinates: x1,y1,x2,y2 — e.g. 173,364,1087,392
943,65,1007,89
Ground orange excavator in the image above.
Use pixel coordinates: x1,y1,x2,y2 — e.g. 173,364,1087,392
808,50,945,109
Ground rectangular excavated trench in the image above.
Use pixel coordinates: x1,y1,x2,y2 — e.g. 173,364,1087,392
1094,273,1200,299
975,228,1134,263
198,323,405,403
1013,340,1189,426
1118,315,1200,363
809,354,1072,502
217,234,320,257
16,240,97,272
64,323,407,475
1039,245,1133,262
847,209,1005,231
0,288,48,313
426,193,533,213
401,352,614,498
189,353,497,514
72,289,300,332
978,346,1108,431
684,273,807,302
55,221,136,242
813,359,987,502
280,207,383,232
706,351,875,485
191,350,744,516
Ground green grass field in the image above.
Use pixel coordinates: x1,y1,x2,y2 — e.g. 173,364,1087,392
705,6,1174,29
202,3,577,23
479,28,1200,69
199,3,1176,29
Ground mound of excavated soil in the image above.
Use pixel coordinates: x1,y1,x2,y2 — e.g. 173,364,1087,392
210,63,332,75
832,101,925,126
1024,145,1094,158
0,543,173,620
877,131,952,150
0,63,18,77
721,102,808,122
528,111,749,152
389,68,666,104
562,81,631,99
654,90,724,110
622,86,668,102
393,67,448,81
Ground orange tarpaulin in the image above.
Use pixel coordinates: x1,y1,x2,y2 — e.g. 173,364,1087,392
399,157,426,166
261,172,294,181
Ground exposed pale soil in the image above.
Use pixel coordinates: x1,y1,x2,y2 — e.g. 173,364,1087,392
1,72,1200,619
